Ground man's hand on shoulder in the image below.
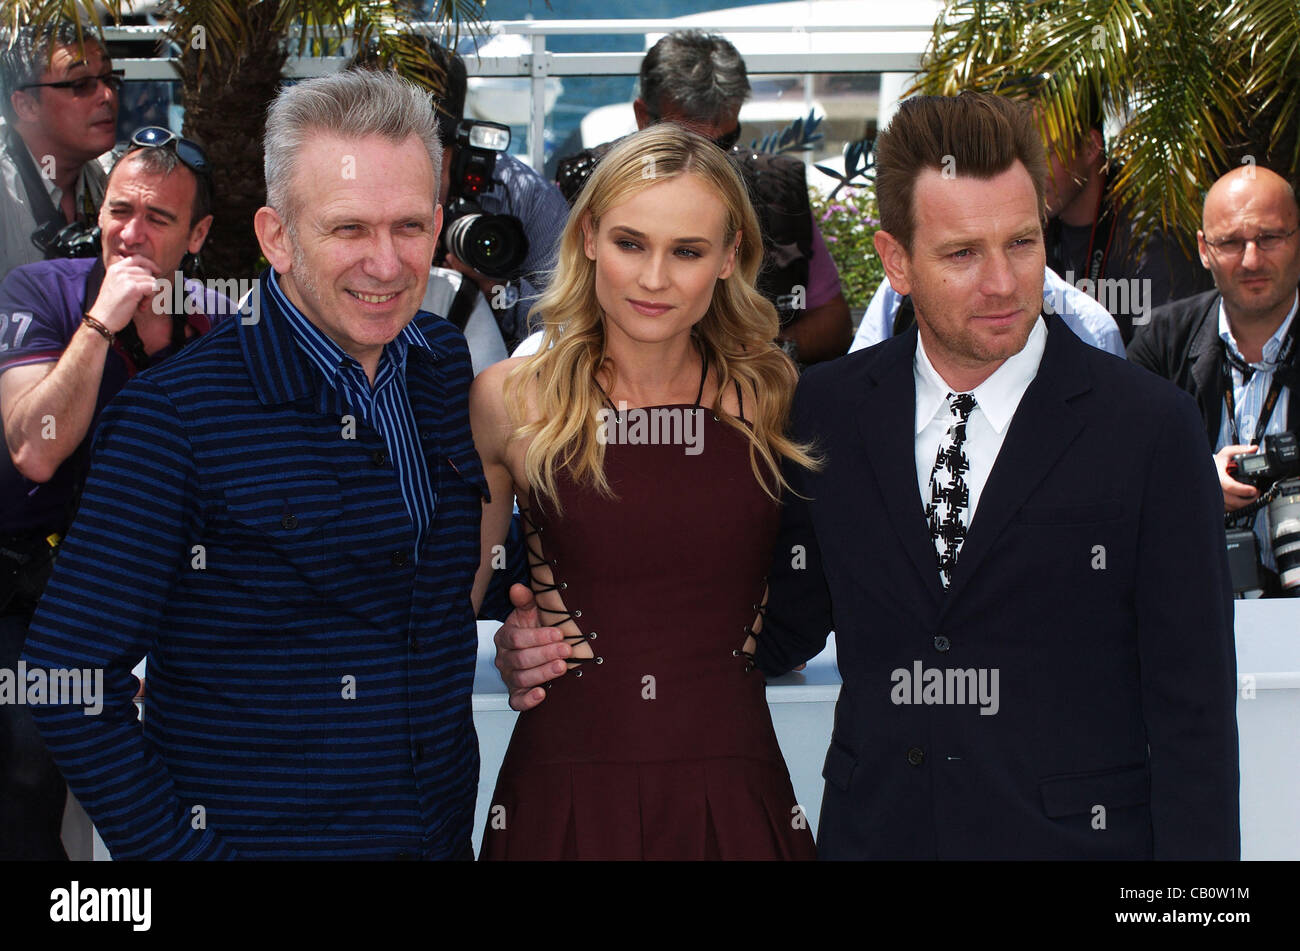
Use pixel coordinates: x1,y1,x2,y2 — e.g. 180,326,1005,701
1214,444,1259,511
87,255,161,333
494,583,569,711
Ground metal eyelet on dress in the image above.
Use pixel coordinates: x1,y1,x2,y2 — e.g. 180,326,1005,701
732,649,741,656
587,631,597,639
574,669,583,678
559,582,568,590
712,414,721,421
594,657,603,665
572,609,582,618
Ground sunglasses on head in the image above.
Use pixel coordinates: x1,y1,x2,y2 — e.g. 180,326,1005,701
129,127,211,177
20,70,123,98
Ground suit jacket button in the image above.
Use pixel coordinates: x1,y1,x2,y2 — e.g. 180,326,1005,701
391,550,409,568
372,449,388,466
281,513,298,530
907,747,925,766
933,634,951,652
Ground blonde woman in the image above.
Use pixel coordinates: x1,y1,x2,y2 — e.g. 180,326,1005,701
469,124,818,860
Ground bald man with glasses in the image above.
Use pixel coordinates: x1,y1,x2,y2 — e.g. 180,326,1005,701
1129,165,1300,594
0,22,120,279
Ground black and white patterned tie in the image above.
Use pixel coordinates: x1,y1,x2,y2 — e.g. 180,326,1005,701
926,392,977,589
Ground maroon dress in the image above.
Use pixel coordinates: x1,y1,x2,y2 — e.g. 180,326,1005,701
481,380,817,860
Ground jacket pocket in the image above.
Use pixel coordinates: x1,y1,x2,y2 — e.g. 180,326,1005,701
1039,763,1150,818
442,446,491,504
822,739,859,792
222,474,344,585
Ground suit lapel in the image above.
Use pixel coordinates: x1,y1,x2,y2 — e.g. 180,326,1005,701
1187,294,1224,445
853,326,946,602
939,317,1089,610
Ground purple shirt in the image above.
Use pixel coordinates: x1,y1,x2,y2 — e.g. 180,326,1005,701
0,257,228,535
806,217,842,310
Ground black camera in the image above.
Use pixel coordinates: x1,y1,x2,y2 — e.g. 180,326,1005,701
32,220,101,259
440,120,529,280
1225,432,1300,596
1228,431,1300,488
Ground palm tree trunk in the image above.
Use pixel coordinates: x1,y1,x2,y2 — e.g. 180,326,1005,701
178,2,288,280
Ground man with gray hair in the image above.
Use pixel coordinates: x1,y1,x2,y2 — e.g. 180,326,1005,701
0,21,119,278
24,69,487,859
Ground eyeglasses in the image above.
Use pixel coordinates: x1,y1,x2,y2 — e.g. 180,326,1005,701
1204,226,1299,257
129,127,211,177
19,70,123,98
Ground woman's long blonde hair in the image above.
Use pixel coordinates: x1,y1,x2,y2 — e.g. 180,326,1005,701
506,123,819,508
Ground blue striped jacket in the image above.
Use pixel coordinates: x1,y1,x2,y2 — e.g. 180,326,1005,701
23,271,487,860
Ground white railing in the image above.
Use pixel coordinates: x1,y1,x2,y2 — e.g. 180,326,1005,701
99,17,931,168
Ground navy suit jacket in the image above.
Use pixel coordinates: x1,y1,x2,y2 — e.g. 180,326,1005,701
756,316,1240,859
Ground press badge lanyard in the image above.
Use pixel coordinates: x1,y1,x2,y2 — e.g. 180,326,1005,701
1082,184,1119,293
1220,318,1298,446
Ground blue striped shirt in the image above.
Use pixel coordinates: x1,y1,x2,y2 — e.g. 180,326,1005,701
267,271,436,556
1216,292,1296,571
23,269,488,860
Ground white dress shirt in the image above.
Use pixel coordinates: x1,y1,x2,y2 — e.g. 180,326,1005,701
913,317,1048,521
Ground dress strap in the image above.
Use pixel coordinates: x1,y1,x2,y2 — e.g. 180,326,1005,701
693,341,709,409
733,380,747,423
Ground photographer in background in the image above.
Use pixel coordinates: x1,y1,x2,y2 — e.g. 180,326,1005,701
0,130,223,858
555,30,852,366
1130,165,1300,596
0,21,119,280
429,45,568,355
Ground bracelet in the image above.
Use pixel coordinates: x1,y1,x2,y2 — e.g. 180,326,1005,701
82,313,115,345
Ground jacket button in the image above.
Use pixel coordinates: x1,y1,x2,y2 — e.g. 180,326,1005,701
372,449,388,466
391,550,409,568
933,634,951,652
281,514,298,530
907,747,925,766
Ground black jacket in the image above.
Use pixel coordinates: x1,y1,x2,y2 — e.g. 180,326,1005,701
756,317,1239,859
1127,288,1300,448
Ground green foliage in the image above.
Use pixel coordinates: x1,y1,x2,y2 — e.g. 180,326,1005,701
808,186,885,309
913,0,1300,248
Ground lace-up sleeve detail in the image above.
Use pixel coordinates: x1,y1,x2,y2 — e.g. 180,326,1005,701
518,503,601,678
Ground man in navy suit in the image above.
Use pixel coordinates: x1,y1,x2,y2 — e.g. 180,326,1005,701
495,92,1239,860
750,92,1239,859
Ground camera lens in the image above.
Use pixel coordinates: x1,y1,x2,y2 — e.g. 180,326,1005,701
1267,480,1300,595
445,212,529,279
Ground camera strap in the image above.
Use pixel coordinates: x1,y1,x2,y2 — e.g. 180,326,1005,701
1221,312,1299,446
5,125,64,236
445,271,479,333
